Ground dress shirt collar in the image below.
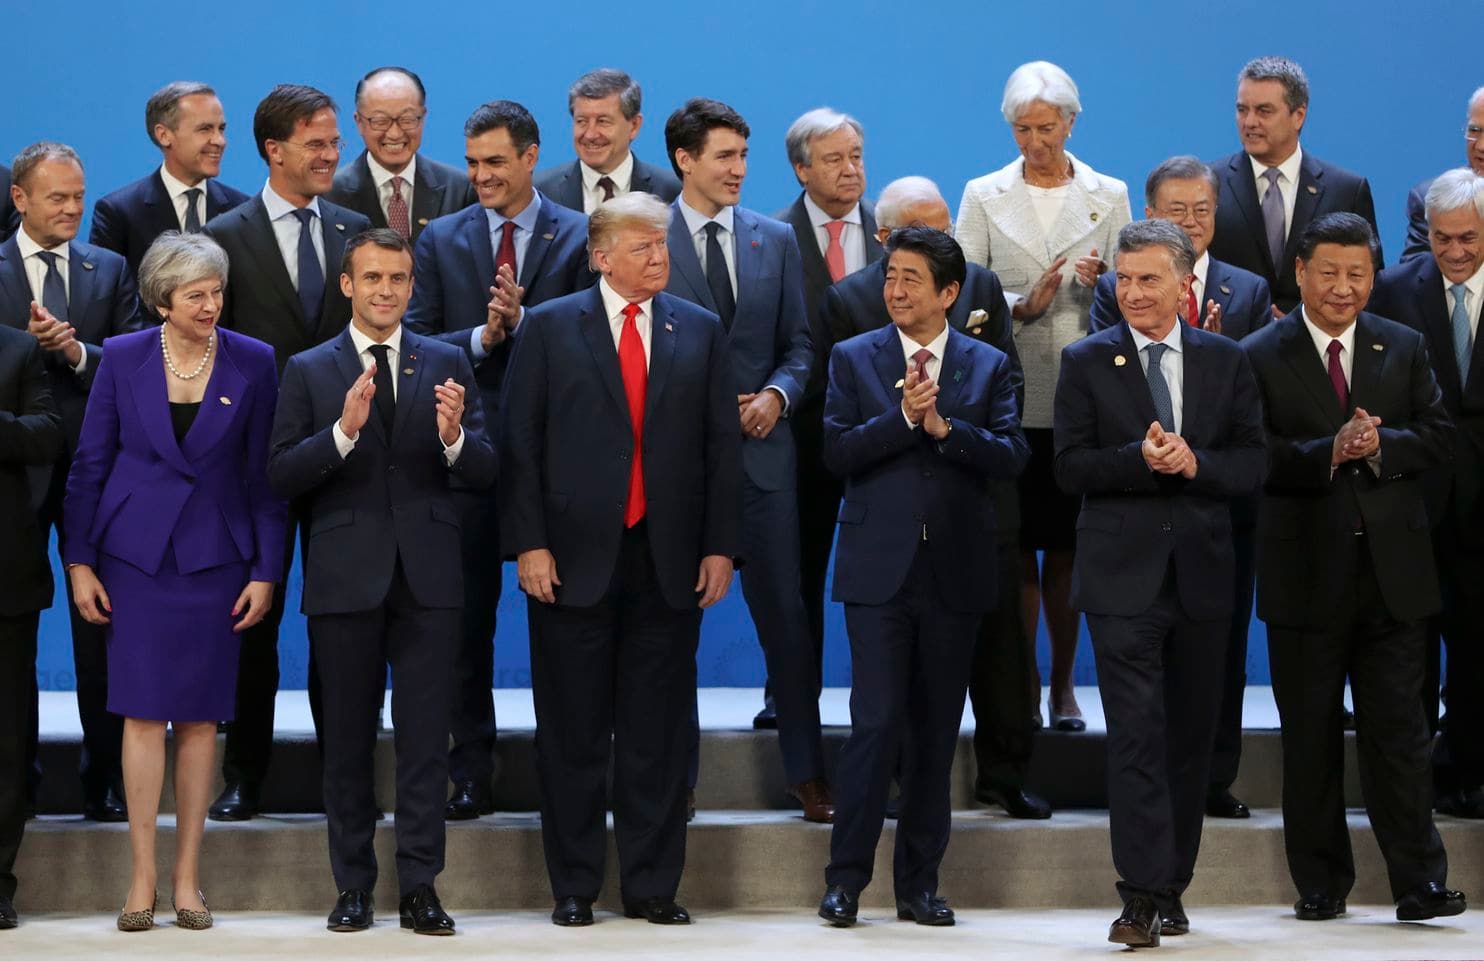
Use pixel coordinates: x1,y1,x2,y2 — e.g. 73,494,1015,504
1300,304,1355,359
598,276,654,324
14,225,68,261
262,181,321,221
803,192,862,229
1248,143,1304,187
159,163,206,200
678,195,735,237
581,152,634,196
1192,251,1210,291
348,321,402,359
897,321,951,367
1444,260,1484,305
366,152,416,193
484,190,543,235
1129,317,1185,354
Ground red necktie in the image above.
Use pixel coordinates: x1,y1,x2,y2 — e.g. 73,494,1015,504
1185,285,1199,327
1327,339,1349,412
824,220,847,283
619,303,648,528
387,176,410,239
495,220,517,280
911,347,932,381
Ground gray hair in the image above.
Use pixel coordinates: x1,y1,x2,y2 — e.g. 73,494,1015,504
145,81,217,148
588,192,671,253
1116,219,1196,278
877,176,945,230
138,232,230,312
1469,86,1484,114
11,142,83,191
568,68,642,120
1144,156,1219,207
784,108,865,169
1424,167,1484,222
1001,61,1081,124
1238,56,1309,112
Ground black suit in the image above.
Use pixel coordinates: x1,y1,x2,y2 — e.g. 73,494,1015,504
204,192,372,790
0,166,17,241
1244,309,1453,902
0,326,62,903
533,154,681,213
1209,150,1382,314
89,170,250,278
327,151,475,244
1371,258,1484,794
1401,177,1434,264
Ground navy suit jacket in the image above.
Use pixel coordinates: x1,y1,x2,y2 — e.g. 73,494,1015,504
268,327,495,615
327,151,475,243
90,171,250,278
1089,256,1273,341
404,194,594,409
1208,150,1382,313
665,202,813,491
499,286,741,610
534,154,682,213
824,323,1028,612
1053,323,1267,619
0,165,18,241
1401,176,1434,263
0,325,61,615
0,233,145,449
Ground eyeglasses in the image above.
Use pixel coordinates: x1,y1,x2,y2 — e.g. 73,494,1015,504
360,111,426,133
280,137,345,155
1157,204,1214,221
1466,124,1484,143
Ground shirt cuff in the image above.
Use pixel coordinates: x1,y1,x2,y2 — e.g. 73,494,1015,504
1365,450,1381,477
469,326,489,362
902,406,919,430
332,420,358,459
764,384,789,416
72,347,88,374
442,425,465,465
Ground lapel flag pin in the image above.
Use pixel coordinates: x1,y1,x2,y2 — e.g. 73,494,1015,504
408,353,417,361
752,239,760,248
219,396,232,405
82,261,95,271
1089,212,1099,222
1114,355,1127,367
1306,185,1319,194
335,223,346,231
403,368,414,375
954,369,964,383
1220,285,1232,295
894,378,906,388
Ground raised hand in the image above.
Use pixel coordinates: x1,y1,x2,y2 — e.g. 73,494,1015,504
339,361,376,439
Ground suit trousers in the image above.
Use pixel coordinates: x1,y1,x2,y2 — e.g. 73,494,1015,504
1268,536,1448,901
528,521,700,902
1207,524,1258,793
968,538,1037,787
310,558,457,897
448,489,502,787
0,613,39,901
1425,523,1484,793
827,548,979,897
1087,563,1226,908
793,398,841,694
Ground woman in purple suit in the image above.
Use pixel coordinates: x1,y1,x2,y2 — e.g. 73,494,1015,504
62,232,285,932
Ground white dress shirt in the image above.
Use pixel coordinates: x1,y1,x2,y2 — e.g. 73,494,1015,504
1249,144,1303,243
15,226,86,373
598,277,653,366
1191,251,1210,312
159,164,209,231
1129,320,1185,434
898,322,951,429
260,183,325,288
803,193,865,277
332,322,465,463
1444,261,1484,342
580,151,634,214
677,196,738,296
365,153,417,224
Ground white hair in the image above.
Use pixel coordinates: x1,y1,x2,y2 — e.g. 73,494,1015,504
784,107,864,170
1001,61,1081,124
1424,167,1484,222
876,176,945,230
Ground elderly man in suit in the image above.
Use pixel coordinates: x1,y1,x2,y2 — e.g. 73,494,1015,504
90,81,250,280
1401,88,1484,262
329,66,474,244
535,68,681,214
1090,157,1274,821
405,99,594,820
501,193,739,926
5,141,142,823
1057,220,1267,947
270,228,495,935
1209,57,1382,315
203,84,372,821
1371,168,1484,819
1245,212,1466,923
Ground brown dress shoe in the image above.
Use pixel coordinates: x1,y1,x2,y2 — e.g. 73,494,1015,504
788,778,835,823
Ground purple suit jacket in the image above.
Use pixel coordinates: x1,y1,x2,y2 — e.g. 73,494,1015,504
63,326,286,581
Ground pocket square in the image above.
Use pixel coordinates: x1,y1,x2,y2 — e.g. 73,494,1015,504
967,308,989,332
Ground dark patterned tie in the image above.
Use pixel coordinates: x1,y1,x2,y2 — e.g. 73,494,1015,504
387,176,410,239
36,251,68,322
1261,167,1286,273
703,221,736,331
1145,343,1175,432
291,208,324,331
183,188,203,232
367,344,396,436
1326,340,1349,412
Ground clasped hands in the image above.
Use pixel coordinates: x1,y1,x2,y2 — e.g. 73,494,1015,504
339,361,467,447
28,301,84,366
738,390,782,439
900,366,950,439
480,263,525,351
1332,407,1381,466
518,548,733,608
1142,421,1198,479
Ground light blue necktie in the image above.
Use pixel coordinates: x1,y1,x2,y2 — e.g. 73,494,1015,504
1450,283,1473,385
1144,342,1175,432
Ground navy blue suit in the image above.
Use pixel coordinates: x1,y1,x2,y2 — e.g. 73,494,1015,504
269,325,495,898
0,166,17,241
327,151,475,244
89,171,250,279
499,285,740,902
1088,257,1273,340
823,322,1027,898
534,155,681,213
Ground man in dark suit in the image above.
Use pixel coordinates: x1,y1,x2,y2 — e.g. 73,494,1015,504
89,81,250,279
0,166,18,240
823,175,1046,821
1090,157,1273,822
0,325,62,930
500,193,740,927
269,228,495,935
662,98,827,820
1245,212,1467,923
1401,88,1484,262
1209,57,1381,315
4,141,142,822
328,66,474,244
1370,168,1484,819
817,226,1027,928
405,99,593,820
203,84,372,820
534,68,680,214
1057,220,1267,947
768,108,881,731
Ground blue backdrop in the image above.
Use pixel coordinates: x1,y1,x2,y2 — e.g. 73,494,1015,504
17,0,1476,691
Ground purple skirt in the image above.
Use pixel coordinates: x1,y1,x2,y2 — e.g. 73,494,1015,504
100,549,247,722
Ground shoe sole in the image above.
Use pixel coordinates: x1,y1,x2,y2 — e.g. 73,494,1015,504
400,919,456,935
327,921,372,932
896,912,955,926
1107,927,1159,947
552,917,594,927
1397,902,1466,922
819,910,856,927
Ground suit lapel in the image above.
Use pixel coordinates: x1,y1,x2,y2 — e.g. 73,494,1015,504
0,237,30,327
1113,325,1160,429
871,324,904,404
180,333,247,460
985,170,1047,264
67,243,97,328
936,328,973,414
316,207,350,340
129,336,197,476
241,199,304,324
329,328,386,443
1226,154,1272,275
411,156,441,231
667,203,713,310
1276,314,1344,427
348,155,387,229
861,200,884,265
205,179,233,220
1043,158,1115,259
1283,155,1325,268
733,208,762,309
644,296,678,423
1203,261,1235,330
631,159,653,195
460,205,497,291
1414,260,1463,400
518,200,558,289
785,195,830,291
146,172,181,237
578,288,629,418
1348,313,1388,415
1180,328,1207,439
391,330,427,445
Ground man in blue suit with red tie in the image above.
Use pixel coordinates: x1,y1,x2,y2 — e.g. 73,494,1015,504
817,226,1028,928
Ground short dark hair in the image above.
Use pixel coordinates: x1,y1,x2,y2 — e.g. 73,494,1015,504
664,98,751,179
884,225,966,294
1239,56,1309,112
342,227,414,276
1115,219,1196,278
464,100,540,153
1144,155,1218,208
253,84,336,162
1296,212,1380,264
11,142,83,190
568,68,641,119
354,66,427,110
145,81,217,148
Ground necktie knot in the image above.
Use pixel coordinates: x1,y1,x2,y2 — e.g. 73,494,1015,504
1145,342,1168,365
597,176,617,202
291,207,315,228
36,251,60,269
622,302,642,324
824,220,845,241
1262,167,1282,187
911,347,933,379
1327,339,1343,359
703,221,723,241
390,176,405,198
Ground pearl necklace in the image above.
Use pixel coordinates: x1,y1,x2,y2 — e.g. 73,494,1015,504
161,326,214,380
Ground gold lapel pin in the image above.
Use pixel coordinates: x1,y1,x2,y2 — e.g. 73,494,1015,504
1306,185,1318,194
1089,212,1099,222
1371,343,1384,351
542,233,555,240
1114,355,1127,367
219,396,232,405
418,217,429,226
1220,285,1232,295
403,367,414,375
894,378,906,388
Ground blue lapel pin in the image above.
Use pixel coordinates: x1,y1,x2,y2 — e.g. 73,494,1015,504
953,369,964,383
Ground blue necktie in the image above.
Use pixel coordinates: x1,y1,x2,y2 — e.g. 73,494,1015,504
183,188,203,233
291,208,324,331
702,221,736,331
1144,342,1175,432
36,251,69,322
1450,282,1473,385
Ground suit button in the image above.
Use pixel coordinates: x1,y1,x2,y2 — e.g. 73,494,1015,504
922,470,934,478
913,512,926,522
1161,522,1173,533
1350,466,1360,476
388,465,398,473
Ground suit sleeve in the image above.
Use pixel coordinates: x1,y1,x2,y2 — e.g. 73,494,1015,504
1248,277,1274,335
1183,350,1269,498
267,355,349,501
0,337,62,465
72,264,146,394
763,225,814,410
702,321,743,560
822,283,857,348
1088,273,1120,333
1375,335,1454,478
955,183,991,267
1401,186,1431,263
1355,177,1384,268
243,351,288,582
88,196,127,259
1052,346,1162,495
446,349,497,489
821,344,920,479
497,309,550,556
405,226,452,338
934,352,1029,479
60,344,122,566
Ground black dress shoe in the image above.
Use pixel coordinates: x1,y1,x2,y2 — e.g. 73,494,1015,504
327,889,373,931
1395,881,1467,921
1108,896,1161,947
818,885,858,927
752,697,778,730
1160,897,1189,935
444,780,494,821
1294,893,1345,920
552,896,594,926
975,783,1052,820
208,782,259,822
1436,786,1484,819
399,884,455,935
623,897,690,924
0,895,16,929
896,892,955,926
84,785,127,822
1205,788,1251,819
